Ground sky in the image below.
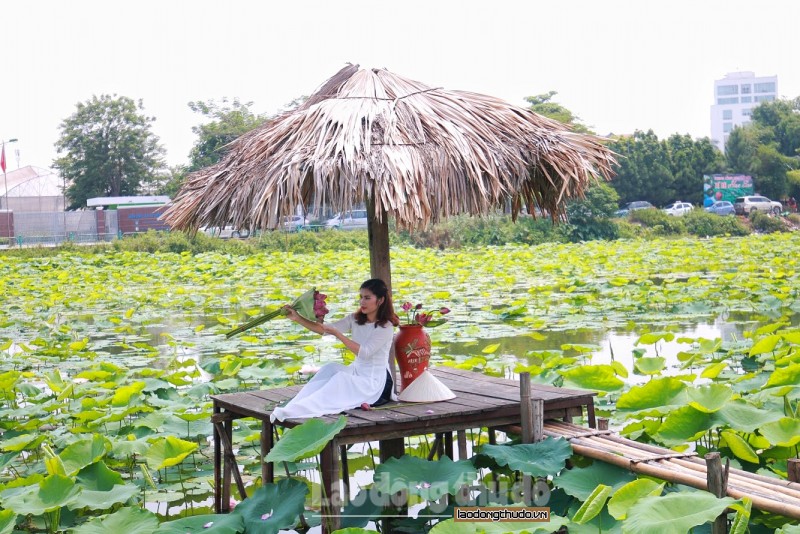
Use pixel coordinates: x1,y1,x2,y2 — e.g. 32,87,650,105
1,0,798,171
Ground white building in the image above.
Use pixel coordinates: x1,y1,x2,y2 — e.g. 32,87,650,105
710,71,777,152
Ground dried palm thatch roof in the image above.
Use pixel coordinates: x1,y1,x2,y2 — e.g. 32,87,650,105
163,64,616,232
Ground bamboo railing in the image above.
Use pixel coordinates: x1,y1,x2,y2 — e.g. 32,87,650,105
543,420,800,520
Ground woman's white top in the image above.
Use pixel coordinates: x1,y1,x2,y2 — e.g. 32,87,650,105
270,314,395,422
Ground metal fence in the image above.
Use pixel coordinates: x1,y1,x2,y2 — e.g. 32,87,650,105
10,211,119,246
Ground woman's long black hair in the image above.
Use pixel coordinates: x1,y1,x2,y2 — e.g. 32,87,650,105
355,278,399,327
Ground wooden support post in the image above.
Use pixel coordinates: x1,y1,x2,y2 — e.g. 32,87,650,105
457,430,468,460
789,459,800,483
320,442,341,534
597,418,609,431
532,398,544,443
213,404,222,513
261,420,273,486
213,419,248,506
520,373,534,505
444,432,454,459
340,445,350,506
705,452,729,534
379,439,406,534
586,399,597,428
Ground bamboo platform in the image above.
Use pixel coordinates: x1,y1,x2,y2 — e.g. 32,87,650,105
543,420,800,521
210,367,596,532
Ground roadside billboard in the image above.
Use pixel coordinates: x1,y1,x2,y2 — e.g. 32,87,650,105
703,174,753,206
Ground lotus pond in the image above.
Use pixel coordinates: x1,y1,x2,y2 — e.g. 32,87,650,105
2,232,800,533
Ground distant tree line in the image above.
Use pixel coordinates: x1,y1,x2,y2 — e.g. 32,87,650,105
53,91,798,212
528,92,800,208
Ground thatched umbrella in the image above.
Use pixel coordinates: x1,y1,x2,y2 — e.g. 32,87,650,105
163,64,615,287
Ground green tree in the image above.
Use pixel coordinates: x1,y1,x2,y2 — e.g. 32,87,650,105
608,130,674,207
525,91,591,133
725,97,800,200
186,98,268,172
54,95,165,209
664,134,726,205
563,182,620,241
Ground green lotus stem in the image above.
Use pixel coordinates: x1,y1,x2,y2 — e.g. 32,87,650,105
225,307,286,338
226,288,320,338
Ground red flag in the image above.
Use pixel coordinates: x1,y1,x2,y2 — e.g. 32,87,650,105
0,144,5,173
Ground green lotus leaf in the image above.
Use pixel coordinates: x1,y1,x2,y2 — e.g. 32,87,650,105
636,331,675,345
720,430,760,463
616,377,687,413
333,529,380,534
111,381,147,407
374,455,477,501
716,399,784,433
633,356,665,375
573,483,612,524
1,474,79,515
155,512,244,533
559,364,624,392
655,405,715,446
266,415,346,463
765,362,800,388
340,488,388,529
686,384,732,413
607,479,665,520
145,436,198,470
70,505,160,534
0,509,17,534
76,461,124,490
233,478,307,534
477,437,572,477
623,492,739,534
759,417,800,447
555,462,635,501
69,484,140,511
0,434,46,453
61,435,111,476
749,334,781,357
700,362,727,379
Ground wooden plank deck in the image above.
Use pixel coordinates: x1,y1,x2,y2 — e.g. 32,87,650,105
210,367,596,532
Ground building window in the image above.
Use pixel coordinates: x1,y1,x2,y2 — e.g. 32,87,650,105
741,96,752,103
741,84,752,94
717,85,738,95
722,110,732,120
718,97,738,105
723,122,733,133
754,95,775,103
742,108,752,117
754,82,776,93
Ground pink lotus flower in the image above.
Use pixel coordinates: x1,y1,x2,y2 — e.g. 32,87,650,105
400,301,451,327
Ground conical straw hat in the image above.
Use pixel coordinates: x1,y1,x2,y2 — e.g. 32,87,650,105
398,370,456,402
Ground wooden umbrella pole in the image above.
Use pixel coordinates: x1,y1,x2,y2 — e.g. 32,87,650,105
568,441,800,520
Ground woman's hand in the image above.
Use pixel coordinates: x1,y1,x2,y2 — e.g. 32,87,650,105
321,323,339,336
284,305,299,322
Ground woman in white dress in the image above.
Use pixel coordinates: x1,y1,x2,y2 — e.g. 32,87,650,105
270,279,399,422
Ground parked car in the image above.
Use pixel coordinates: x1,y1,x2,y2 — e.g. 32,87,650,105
325,209,369,229
704,200,735,216
201,226,250,239
663,201,693,216
733,196,782,216
279,215,308,230
614,200,655,217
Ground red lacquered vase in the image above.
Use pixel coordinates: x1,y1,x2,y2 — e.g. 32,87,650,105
395,324,431,391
